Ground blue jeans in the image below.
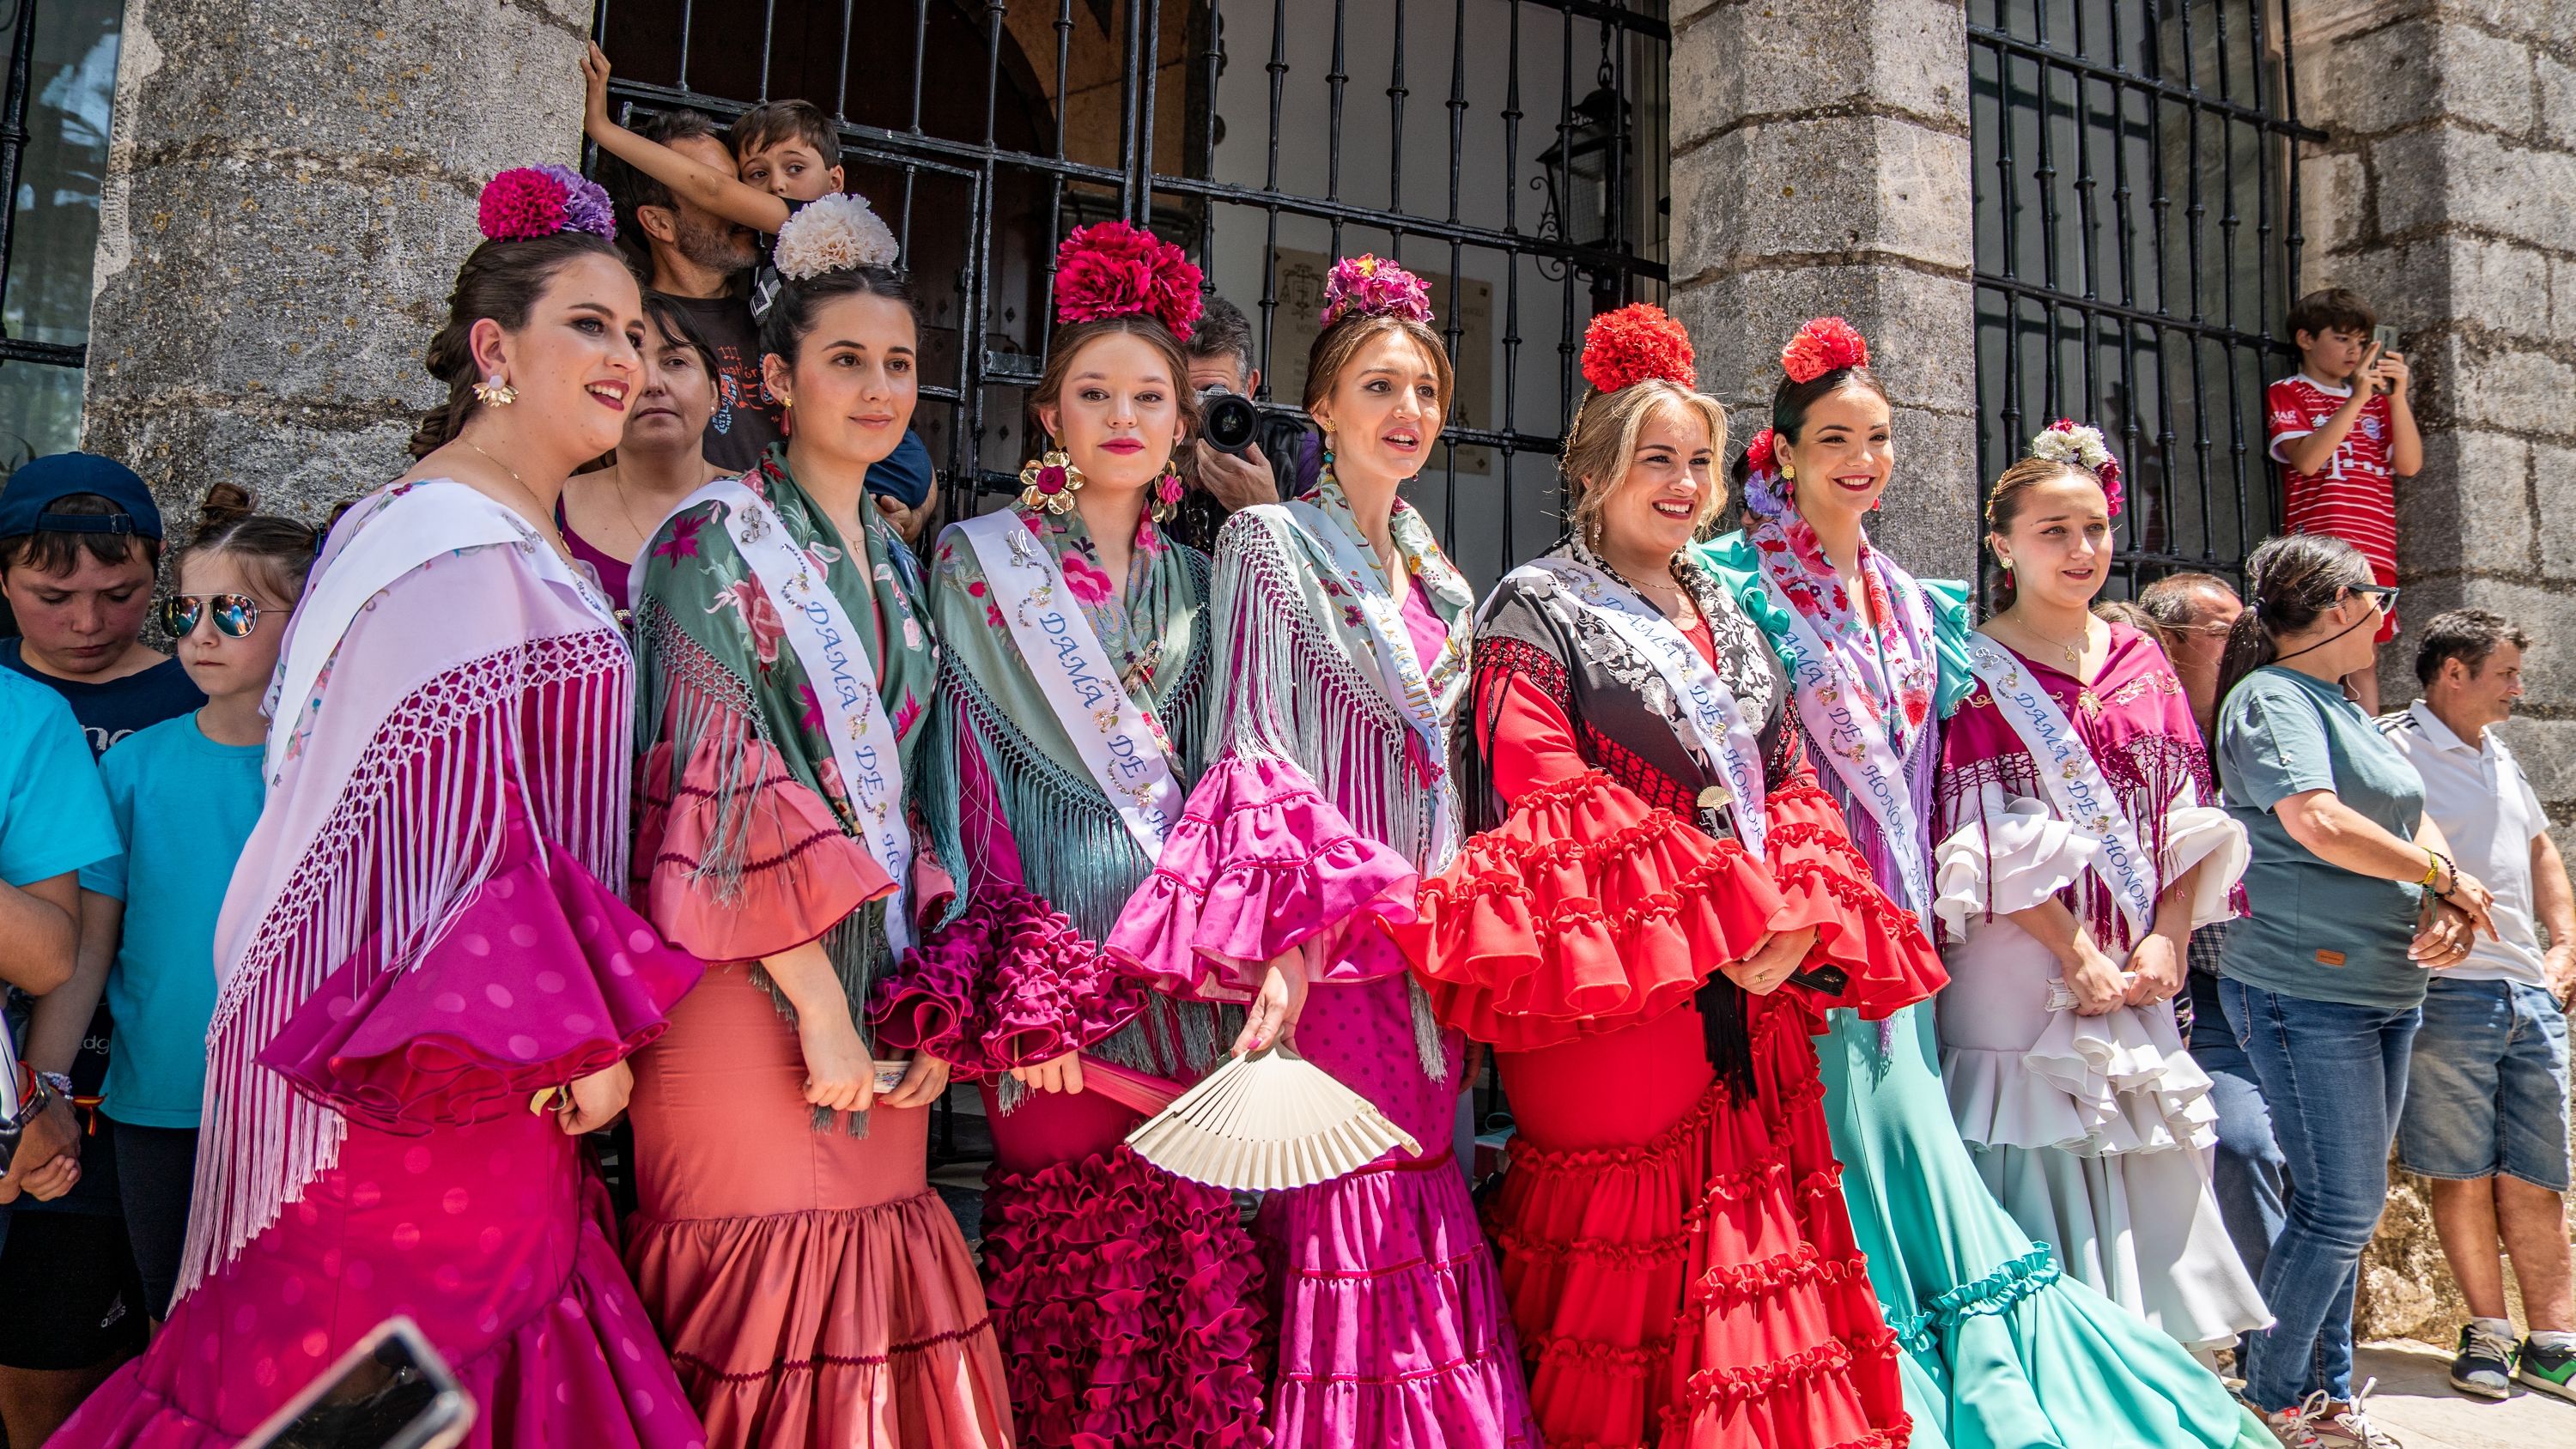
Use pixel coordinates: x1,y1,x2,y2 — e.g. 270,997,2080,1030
2189,965,2289,1282
2220,978,2420,1412
2397,977,2571,1190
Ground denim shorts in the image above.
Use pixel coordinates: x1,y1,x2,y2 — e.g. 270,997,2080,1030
2396,977,2572,1191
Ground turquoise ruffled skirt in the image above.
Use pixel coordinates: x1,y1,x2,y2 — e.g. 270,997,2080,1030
1816,1004,2272,1449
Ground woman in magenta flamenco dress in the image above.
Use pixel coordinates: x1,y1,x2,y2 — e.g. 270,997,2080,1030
52,169,706,1448
1107,255,1539,1446
867,223,1267,1446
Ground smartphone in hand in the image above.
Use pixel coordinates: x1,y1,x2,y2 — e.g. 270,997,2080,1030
2371,324,2401,393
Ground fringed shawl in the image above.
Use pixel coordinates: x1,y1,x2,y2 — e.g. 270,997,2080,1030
920,503,1230,1088
1205,485,1474,1076
629,447,938,1108
1934,624,2219,951
193,482,632,1293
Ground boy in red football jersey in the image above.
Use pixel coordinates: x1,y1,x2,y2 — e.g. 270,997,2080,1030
2269,287,2421,712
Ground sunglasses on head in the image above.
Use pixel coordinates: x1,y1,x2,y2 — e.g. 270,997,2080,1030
157,593,281,640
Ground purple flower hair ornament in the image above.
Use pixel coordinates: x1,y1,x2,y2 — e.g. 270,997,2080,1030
478,165,617,243
1320,254,1435,328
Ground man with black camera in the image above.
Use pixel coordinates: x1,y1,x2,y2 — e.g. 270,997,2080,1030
1170,296,1312,552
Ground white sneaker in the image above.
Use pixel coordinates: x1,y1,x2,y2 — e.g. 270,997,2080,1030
2303,1380,2404,1449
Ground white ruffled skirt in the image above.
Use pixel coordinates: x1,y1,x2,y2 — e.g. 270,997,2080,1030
1932,797,2270,1350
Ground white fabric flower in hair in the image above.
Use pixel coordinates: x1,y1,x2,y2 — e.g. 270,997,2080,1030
773,194,901,282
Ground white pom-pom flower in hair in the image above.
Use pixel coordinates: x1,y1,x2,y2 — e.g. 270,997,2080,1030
772,194,901,282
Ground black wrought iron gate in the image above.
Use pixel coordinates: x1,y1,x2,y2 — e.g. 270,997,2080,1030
1968,0,2318,598
592,0,1674,586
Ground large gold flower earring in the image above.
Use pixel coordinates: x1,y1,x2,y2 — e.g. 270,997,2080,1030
1151,459,1184,523
1018,449,1084,514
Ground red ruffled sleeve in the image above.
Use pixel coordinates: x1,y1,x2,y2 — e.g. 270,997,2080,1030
258,787,704,1133
866,881,1150,1078
1760,766,1948,1020
1391,670,1781,1049
629,721,896,965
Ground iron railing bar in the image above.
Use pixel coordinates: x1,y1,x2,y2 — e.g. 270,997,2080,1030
1994,45,2024,476
758,0,776,99
676,0,692,93
1042,0,1073,367
1257,0,1288,397
0,338,81,367
835,0,854,117
1139,0,1163,226
2032,48,2060,421
1201,0,1224,276
1445,0,1467,226
909,0,928,133
1120,0,1144,220
0,0,38,334
1133,173,1670,276
1388,0,1406,223
1966,26,2324,138
1327,0,1349,253
1516,0,1668,39
1973,273,2296,350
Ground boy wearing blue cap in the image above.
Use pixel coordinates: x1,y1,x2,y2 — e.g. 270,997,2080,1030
0,453,204,1440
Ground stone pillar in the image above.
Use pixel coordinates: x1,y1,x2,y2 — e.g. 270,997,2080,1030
2288,0,2576,1344
81,0,594,526
1666,0,1980,580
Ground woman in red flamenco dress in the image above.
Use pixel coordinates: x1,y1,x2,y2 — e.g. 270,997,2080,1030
1395,306,1945,1449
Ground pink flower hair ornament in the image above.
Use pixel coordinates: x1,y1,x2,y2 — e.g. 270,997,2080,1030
478,165,617,243
1581,304,1697,394
1053,221,1204,339
1320,254,1435,328
1779,316,1870,385
2030,418,2124,517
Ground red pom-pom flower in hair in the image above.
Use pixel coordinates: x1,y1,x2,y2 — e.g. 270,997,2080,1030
1053,221,1205,340
1580,304,1697,394
1321,255,1436,328
1745,427,1777,474
1779,316,1870,385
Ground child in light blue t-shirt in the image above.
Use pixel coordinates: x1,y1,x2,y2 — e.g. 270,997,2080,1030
76,486,317,1322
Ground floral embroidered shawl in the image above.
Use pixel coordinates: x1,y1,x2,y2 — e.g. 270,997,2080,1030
629,445,938,1054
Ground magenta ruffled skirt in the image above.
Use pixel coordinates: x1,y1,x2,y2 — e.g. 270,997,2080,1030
52,1110,705,1449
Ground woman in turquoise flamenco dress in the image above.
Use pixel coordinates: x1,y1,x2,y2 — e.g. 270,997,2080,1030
1690,318,2271,1449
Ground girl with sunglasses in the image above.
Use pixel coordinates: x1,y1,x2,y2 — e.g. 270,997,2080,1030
64,482,319,1336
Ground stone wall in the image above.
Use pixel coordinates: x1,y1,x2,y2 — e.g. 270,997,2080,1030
1665,0,1980,580
81,0,595,529
2287,0,2576,1343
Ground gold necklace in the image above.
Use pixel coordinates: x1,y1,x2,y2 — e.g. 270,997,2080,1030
463,441,580,567
1608,556,1696,622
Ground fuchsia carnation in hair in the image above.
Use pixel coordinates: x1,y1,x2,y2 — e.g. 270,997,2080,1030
478,166,617,244
1053,221,1204,338
1321,254,1435,328
1779,316,1870,385
1581,304,1697,393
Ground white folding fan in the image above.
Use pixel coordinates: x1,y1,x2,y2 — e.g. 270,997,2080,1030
1124,1042,1422,1191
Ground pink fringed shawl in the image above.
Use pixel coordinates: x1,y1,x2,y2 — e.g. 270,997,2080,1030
190,482,635,1294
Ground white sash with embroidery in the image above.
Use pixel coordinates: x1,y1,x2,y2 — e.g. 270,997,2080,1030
1513,556,1769,858
269,482,609,783
1275,500,1469,856
1964,637,2159,937
955,512,1184,858
681,477,917,949
1762,584,1935,918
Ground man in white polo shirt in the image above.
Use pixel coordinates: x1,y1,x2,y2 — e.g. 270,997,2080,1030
2378,609,2575,1404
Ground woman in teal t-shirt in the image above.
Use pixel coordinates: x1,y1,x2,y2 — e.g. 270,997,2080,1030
2212,533,2496,1441
79,484,317,1327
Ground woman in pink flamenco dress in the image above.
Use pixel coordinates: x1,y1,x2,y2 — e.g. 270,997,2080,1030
1108,255,1540,1447
52,168,707,1449
867,224,1267,1446
621,195,1012,1448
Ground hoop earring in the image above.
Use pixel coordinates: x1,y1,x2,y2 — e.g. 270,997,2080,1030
1018,449,1084,513
1151,459,1184,523
473,377,518,406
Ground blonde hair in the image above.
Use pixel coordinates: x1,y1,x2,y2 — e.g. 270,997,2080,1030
1303,314,1455,419
1560,380,1730,545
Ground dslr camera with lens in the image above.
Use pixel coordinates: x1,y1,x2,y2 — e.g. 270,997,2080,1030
1196,384,1261,457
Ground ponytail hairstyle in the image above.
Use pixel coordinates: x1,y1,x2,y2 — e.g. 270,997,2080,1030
1983,421,2123,610
410,166,623,458
756,193,918,367
172,482,324,606
2210,532,2373,764
1726,317,1889,523
1303,255,1453,433
1024,222,1205,517
1560,304,1728,544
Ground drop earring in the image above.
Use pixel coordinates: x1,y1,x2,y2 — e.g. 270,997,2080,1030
473,376,517,406
1152,458,1184,523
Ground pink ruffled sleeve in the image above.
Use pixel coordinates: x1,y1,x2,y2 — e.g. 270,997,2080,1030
258,789,703,1133
1105,753,1420,1000
866,881,1150,1078
629,721,896,964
